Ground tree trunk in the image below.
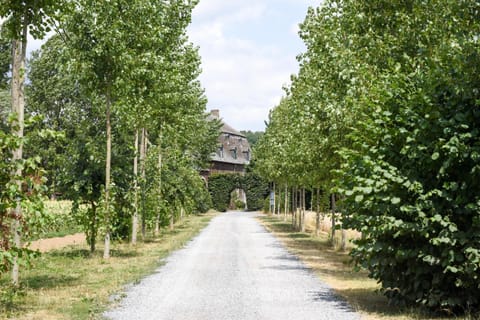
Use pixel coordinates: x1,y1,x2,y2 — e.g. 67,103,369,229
300,188,306,232
272,182,276,215
277,187,281,215
131,129,139,244
284,184,288,222
169,212,174,231
292,187,296,227
331,193,336,246
291,187,295,227
296,188,301,231
315,188,320,237
103,85,112,259
154,132,163,237
140,128,146,239
10,27,27,286
90,202,97,253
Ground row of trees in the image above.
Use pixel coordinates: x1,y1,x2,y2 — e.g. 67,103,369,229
1,0,218,285
255,0,480,314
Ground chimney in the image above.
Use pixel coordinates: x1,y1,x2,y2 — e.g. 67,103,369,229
210,109,220,119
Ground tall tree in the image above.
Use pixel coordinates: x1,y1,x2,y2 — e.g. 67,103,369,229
0,0,64,285
62,0,133,258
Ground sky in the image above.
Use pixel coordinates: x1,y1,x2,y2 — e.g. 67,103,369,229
20,0,320,132
187,0,320,132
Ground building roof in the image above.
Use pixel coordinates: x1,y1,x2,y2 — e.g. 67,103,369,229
208,109,250,166
207,109,246,138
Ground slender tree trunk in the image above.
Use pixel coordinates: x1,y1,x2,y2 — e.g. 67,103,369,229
140,128,146,239
169,211,174,231
154,132,163,236
272,182,276,215
10,28,27,285
277,187,281,216
300,188,306,232
292,187,296,227
291,187,295,227
103,85,112,259
90,202,97,253
331,193,336,246
284,184,288,222
131,129,139,244
315,188,320,237
296,188,301,231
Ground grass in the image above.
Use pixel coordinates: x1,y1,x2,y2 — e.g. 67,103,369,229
0,212,217,319
258,213,474,320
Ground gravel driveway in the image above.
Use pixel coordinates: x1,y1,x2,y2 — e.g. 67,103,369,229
104,211,360,320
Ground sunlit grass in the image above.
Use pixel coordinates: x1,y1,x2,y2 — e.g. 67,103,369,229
0,212,217,319
258,214,472,320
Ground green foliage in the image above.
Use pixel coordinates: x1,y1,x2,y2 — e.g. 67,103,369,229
256,0,480,314
207,170,268,212
0,28,11,90
0,116,46,276
331,0,480,313
31,201,81,240
243,170,269,211
208,174,240,212
0,89,9,131
0,0,65,39
240,130,264,148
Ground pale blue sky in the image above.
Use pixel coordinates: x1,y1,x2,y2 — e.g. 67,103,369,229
188,0,320,131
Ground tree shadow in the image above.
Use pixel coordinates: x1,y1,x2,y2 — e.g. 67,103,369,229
24,274,79,290
289,233,310,239
309,289,357,313
109,249,141,258
48,248,92,259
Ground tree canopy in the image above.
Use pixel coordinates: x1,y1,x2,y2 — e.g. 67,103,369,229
255,0,480,314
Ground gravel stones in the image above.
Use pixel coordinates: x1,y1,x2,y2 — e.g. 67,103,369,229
104,212,360,320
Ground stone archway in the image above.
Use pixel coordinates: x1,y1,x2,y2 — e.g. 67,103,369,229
229,188,247,210
207,172,269,212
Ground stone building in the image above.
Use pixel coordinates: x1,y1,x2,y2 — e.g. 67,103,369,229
203,109,251,177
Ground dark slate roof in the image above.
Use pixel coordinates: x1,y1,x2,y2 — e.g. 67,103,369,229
206,113,246,138
208,110,250,165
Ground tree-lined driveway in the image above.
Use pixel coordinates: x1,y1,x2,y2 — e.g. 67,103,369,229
105,212,360,320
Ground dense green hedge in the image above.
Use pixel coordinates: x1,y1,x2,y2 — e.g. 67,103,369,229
208,172,268,212
243,172,269,211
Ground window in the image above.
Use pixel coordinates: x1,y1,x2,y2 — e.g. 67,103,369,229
218,145,224,158
231,147,237,159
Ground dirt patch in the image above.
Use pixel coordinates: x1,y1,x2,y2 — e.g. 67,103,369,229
28,233,86,252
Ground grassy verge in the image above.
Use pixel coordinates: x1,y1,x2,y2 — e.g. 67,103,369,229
258,214,463,320
0,212,217,320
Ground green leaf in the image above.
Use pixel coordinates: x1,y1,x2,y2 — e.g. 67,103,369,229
355,195,364,203
391,197,401,205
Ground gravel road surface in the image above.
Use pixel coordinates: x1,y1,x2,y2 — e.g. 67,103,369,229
104,211,360,320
